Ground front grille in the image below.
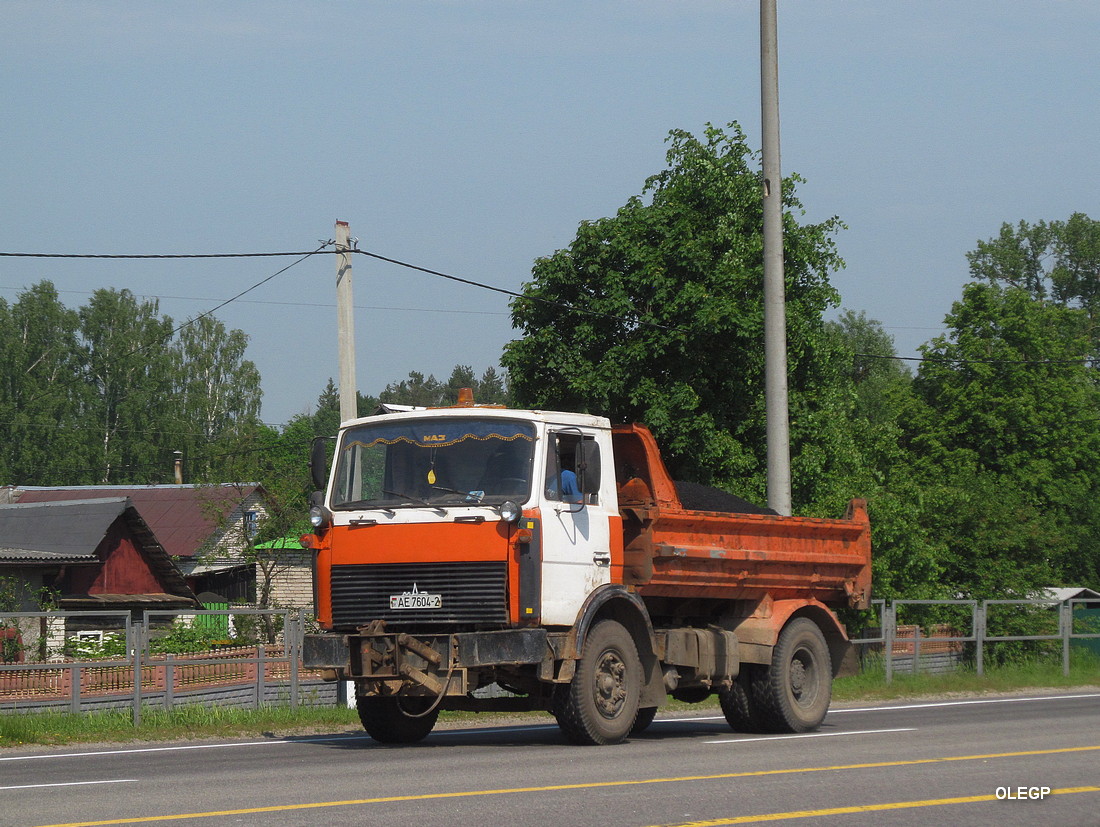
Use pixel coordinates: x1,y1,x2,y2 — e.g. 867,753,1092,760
330,561,508,629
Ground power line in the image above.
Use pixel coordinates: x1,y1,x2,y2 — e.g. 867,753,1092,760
21,245,329,408
0,285,509,317
0,250,325,259
1,245,687,333
855,352,1096,366
349,248,686,334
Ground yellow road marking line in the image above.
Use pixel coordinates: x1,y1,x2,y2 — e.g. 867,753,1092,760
655,787,1100,826
32,745,1100,827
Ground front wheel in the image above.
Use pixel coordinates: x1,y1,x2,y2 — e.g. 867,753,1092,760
554,619,641,745
756,618,832,733
356,695,440,744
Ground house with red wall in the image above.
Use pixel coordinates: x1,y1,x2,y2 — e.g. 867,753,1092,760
0,497,198,613
1,484,311,612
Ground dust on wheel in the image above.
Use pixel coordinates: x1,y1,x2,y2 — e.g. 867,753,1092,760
759,617,831,733
554,619,641,745
356,694,440,744
718,664,766,733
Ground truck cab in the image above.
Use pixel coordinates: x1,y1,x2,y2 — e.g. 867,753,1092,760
309,406,619,634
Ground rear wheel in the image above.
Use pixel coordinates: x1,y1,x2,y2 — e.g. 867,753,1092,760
718,664,766,733
356,695,440,744
554,619,641,745
630,706,658,735
754,618,832,733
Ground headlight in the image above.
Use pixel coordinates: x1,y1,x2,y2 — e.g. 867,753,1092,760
497,500,521,523
309,505,332,529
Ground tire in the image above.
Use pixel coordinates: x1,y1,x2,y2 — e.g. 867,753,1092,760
356,695,440,744
670,686,712,704
754,618,832,733
631,706,658,735
718,664,766,733
554,619,642,745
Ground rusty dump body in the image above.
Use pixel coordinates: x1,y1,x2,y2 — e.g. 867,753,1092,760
611,424,872,614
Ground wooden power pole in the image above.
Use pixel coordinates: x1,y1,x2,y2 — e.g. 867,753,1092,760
335,220,358,423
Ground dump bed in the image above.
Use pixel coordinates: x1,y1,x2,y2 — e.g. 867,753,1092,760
612,424,871,609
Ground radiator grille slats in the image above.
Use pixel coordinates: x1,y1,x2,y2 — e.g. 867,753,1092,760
330,561,507,628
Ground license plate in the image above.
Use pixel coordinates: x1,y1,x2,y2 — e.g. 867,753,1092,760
390,585,443,609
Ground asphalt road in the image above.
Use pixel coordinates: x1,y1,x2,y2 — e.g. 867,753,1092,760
3,691,1099,827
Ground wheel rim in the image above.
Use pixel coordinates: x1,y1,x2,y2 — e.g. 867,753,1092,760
593,649,628,718
789,646,819,708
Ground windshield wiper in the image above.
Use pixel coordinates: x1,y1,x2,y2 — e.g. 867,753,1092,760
382,489,433,506
431,485,485,503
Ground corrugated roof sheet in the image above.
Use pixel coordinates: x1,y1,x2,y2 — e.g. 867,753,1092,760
1042,587,1100,602
13,485,259,558
0,497,197,604
0,498,130,558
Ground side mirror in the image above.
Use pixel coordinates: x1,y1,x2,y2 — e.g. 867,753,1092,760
310,437,333,491
577,440,601,495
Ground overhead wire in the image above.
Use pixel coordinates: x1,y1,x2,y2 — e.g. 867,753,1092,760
0,245,688,333
349,247,686,333
18,243,331,408
3,246,1094,396
855,352,1097,367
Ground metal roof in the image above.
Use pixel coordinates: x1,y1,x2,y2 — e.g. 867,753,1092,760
11,485,260,558
0,498,131,559
0,498,197,603
1042,587,1100,602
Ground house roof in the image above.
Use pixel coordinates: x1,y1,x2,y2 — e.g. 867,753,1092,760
1042,587,1100,602
9,484,261,559
255,537,307,550
0,498,197,603
0,498,131,560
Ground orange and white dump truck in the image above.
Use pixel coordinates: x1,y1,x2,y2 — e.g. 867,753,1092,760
302,397,871,745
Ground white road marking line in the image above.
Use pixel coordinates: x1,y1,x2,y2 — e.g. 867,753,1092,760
0,740,296,762
0,779,135,791
830,692,1100,714
706,727,916,744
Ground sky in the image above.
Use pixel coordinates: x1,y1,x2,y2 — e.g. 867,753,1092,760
2,1,1098,427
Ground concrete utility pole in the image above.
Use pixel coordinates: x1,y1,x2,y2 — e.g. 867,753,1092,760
335,220,358,423
760,0,792,516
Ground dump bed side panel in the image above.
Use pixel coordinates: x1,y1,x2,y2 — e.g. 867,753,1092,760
612,424,872,609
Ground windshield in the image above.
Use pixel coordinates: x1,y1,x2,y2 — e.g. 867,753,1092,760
332,417,535,509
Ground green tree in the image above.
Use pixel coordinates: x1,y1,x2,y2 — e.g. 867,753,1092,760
380,371,446,407
476,366,510,405
969,213,1100,325
78,289,177,483
0,283,87,484
502,123,848,507
826,309,911,429
906,282,1100,593
0,280,266,487
378,365,509,409
819,310,946,598
171,314,262,482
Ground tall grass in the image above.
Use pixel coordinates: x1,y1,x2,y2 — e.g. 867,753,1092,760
833,651,1100,701
0,704,361,749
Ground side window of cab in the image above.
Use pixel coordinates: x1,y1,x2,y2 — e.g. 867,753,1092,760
544,432,600,505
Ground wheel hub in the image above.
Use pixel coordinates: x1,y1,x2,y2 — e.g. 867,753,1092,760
594,652,628,717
